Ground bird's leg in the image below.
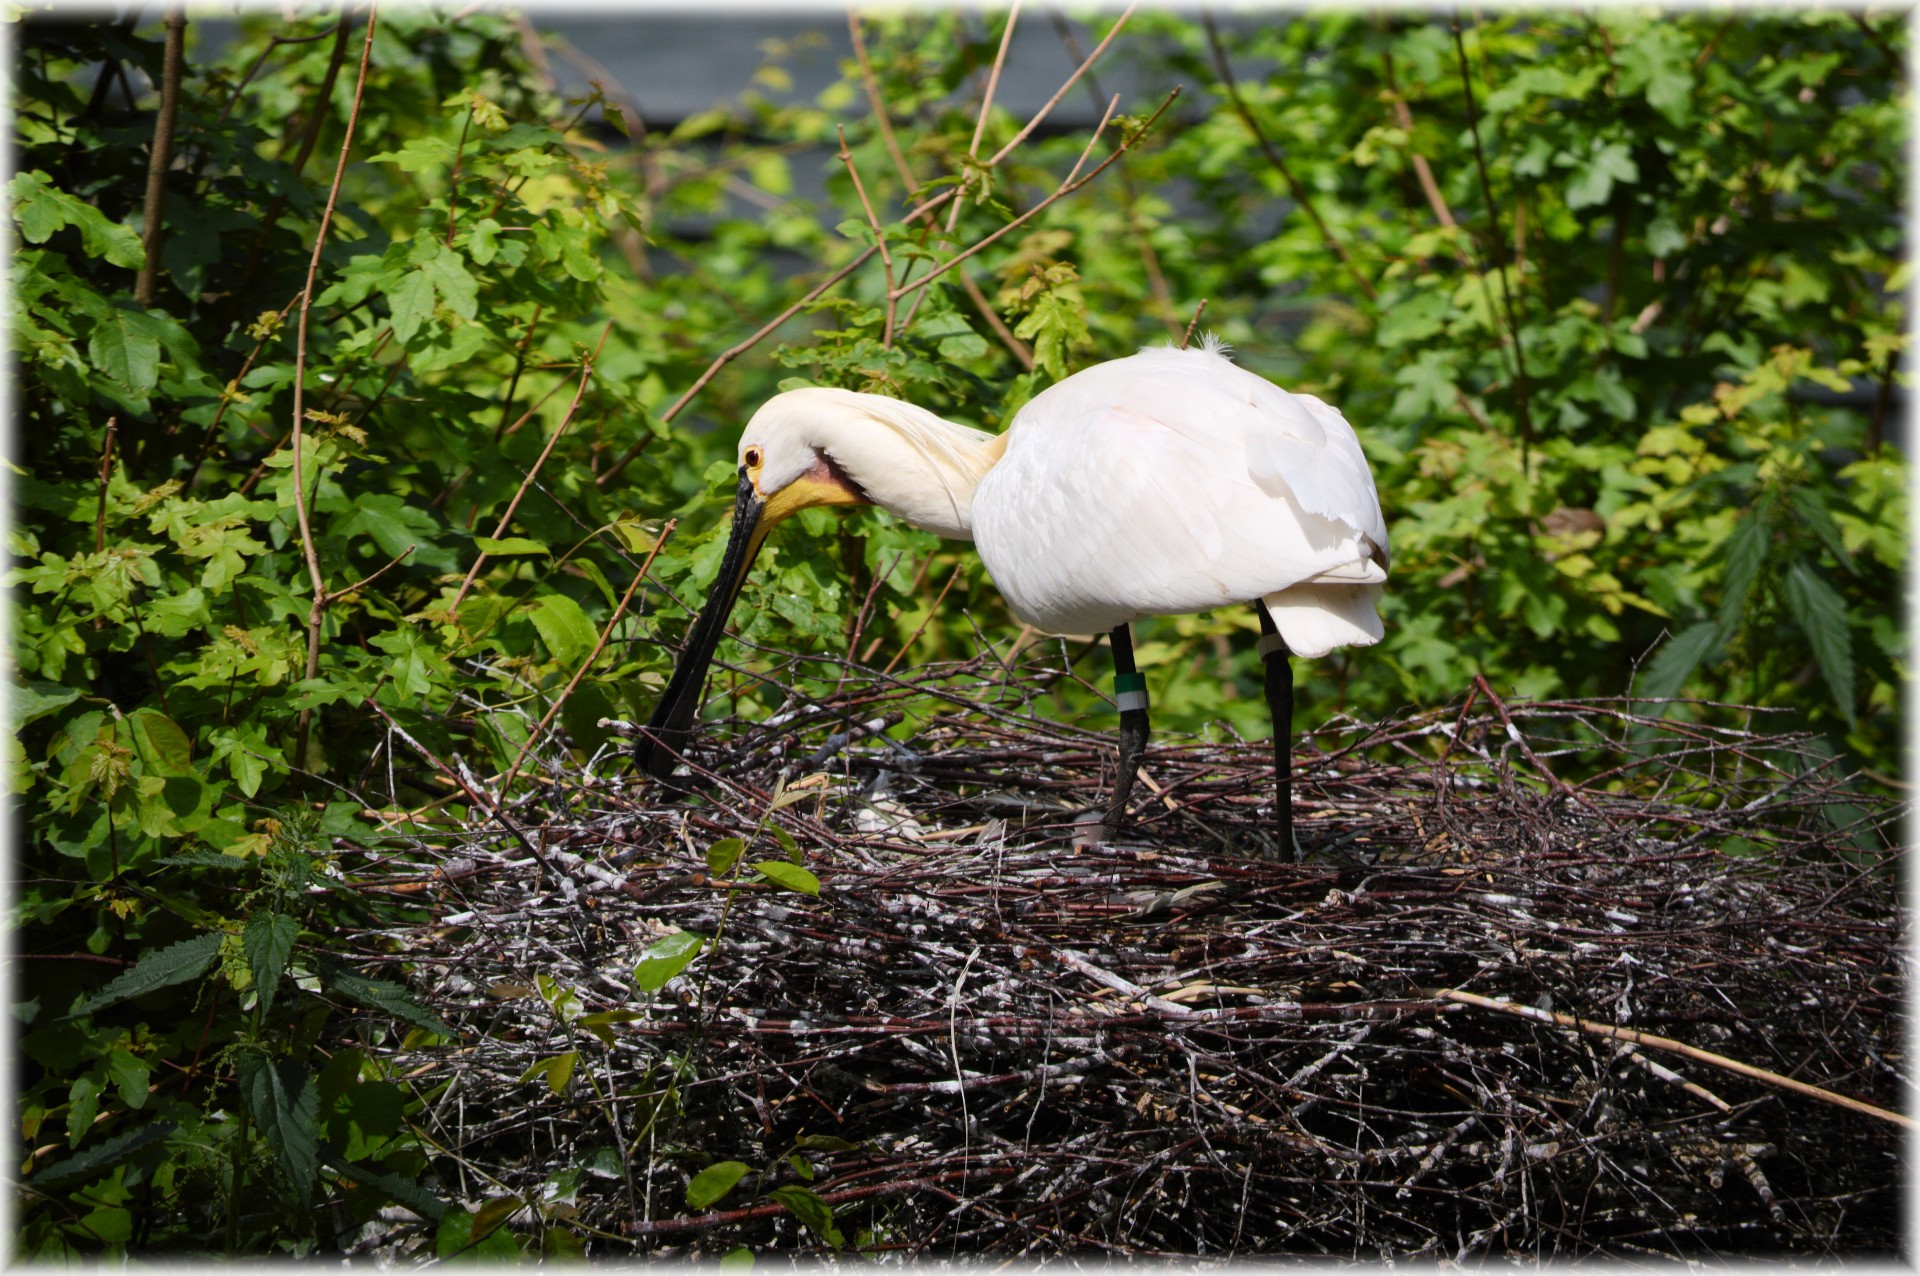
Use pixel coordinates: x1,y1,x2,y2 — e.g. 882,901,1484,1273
1102,623,1152,838
1254,604,1302,861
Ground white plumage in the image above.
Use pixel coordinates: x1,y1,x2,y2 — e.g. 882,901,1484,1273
970,344,1389,655
640,340,1391,847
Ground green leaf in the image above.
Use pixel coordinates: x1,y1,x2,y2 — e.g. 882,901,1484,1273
1565,139,1638,210
79,933,221,1013
127,709,192,775
751,861,820,897
468,217,503,265
386,268,436,346
705,837,744,876
472,535,549,556
11,678,79,728
243,912,300,1017
685,1159,751,1210
104,1048,150,1110
719,1247,755,1271
66,1075,101,1146
520,1051,577,1096
632,930,704,993
1615,24,1694,125
1783,560,1857,727
10,170,145,268
333,493,453,571
435,1206,519,1260
89,308,165,400
1789,486,1857,575
1635,620,1721,705
529,593,597,668
422,245,479,320
768,1185,843,1247
318,957,456,1036
239,1054,320,1206
326,1154,448,1223
368,137,456,173
31,1121,174,1189
1717,503,1772,628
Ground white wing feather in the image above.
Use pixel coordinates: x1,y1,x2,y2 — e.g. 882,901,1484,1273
972,346,1388,655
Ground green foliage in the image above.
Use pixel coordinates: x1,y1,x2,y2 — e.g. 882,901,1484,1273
8,5,1904,1258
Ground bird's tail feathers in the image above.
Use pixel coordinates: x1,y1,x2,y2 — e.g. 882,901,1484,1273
1261,582,1384,659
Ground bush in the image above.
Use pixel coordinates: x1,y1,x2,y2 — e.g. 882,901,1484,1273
7,7,1903,1256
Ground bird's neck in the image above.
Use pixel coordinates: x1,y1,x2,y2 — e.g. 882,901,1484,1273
827,395,1008,540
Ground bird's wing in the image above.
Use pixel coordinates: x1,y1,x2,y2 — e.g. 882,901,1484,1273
972,352,1388,635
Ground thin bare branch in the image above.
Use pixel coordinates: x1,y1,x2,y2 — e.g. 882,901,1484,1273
496,520,676,793
1451,16,1534,448
1435,988,1915,1131
451,323,613,610
93,419,118,554
848,10,921,193
838,125,899,346
889,89,1178,305
984,4,1135,168
970,3,1020,159
291,6,379,777
133,8,185,308
1179,299,1208,350
1204,15,1377,305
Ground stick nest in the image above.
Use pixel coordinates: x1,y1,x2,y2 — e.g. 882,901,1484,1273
349,655,1907,1260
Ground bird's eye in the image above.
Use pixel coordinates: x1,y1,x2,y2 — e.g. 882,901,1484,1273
743,447,764,469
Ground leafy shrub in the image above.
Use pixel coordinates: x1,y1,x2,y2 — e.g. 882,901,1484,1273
7,7,1903,1257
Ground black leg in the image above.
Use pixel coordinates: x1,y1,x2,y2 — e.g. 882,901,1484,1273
1254,604,1299,859
1103,623,1152,836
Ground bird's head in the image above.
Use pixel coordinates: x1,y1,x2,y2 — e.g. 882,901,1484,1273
635,390,873,779
738,388,875,528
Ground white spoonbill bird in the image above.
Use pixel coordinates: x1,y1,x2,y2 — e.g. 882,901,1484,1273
637,340,1390,852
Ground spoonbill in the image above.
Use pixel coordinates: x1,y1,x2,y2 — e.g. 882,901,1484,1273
636,340,1389,853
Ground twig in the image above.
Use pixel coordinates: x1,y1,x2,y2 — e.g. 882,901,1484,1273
970,3,1020,159
1450,16,1534,451
290,6,379,778
881,563,964,677
1179,300,1208,350
1047,10,1181,338
596,7,1132,487
1471,673,1620,830
838,125,899,346
183,295,303,490
496,521,676,793
1433,988,1915,1130
133,8,186,308
1380,51,1461,235
450,323,613,610
323,545,415,603
888,89,1178,305
445,96,476,247
491,303,545,444
847,10,920,195
899,4,1023,336
624,1166,1020,1237
959,270,1033,369
594,243,882,488
228,15,353,311
982,4,1135,169
1203,15,1377,305
93,419,118,554
362,698,554,871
